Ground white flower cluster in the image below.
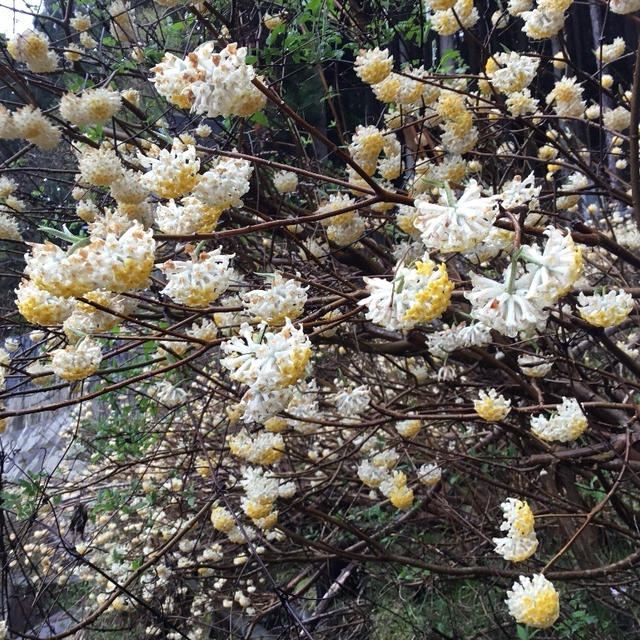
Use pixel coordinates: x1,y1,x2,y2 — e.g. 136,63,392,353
329,382,371,421
221,319,312,392
530,397,587,442
465,227,582,338
160,248,235,307
193,155,253,211
517,353,553,377
242,273,308,325
577,290,633,327
317,193,365,247
2,105,61,150
155,197,222,235
138,140,200,199
358,258,453,331
427,322,493,359
62,290,137,338
414,180,499,253
485,52,539,94
59,88,121,126
51,337,102,381
492,498,538,562
153,41,267,118
273,170,298,194
506,574,559,628
25,219,155,298
8,29,59,73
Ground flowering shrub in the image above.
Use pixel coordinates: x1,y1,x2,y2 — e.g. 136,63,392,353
0,0,639,638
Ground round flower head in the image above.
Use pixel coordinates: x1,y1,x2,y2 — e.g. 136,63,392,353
12,105,61,150
396,419,422,438
63,290,137,338
77,146,124,187
220,319,312,391
358,460,390,488
379,470,414,509
418,463,442,486
359,258,453,331
228,429,284,465
0,212,22,242
414,180,499,253
210,506,235,533
193,155,252,211
59,88,121,126
155,197,223,235
577,290,633,327
494,530,538,562
51,337,102,381
150,51,201,109
530,397,587,442
8,29,59,73
485,52,539,94
190,42,267,118
506,574,559,628
517,354,553,377
498,498,535,537
474,388,511,421
273,170,298,194
242,273,308,325
160,248,235,307
139,140,200,199
15,279,74,326
519,227,583,303
25,219,155,297
354,48,394,85
465,264,549,338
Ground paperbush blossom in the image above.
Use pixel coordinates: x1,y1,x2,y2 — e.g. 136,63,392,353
414,181,499,253
358,258,453,330
474,388,511,421
354,47,394,85
51,337,102,381
182,42,267,118
25,219,155,297
8,29,59,72
577,290,634,327
242,273,308,325
518,354,554,377
139,140,200,199
506,574,559,628
59,88,121,126
465,264,548,338
193,155,252,211
160,248,235,307
530,397,588,442
220,320,311,392
493,498,538,562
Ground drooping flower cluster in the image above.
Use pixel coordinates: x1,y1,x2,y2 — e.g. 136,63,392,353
25,218,155,298
242,273,308,325
506,574,559,628
160,248,235,307
193,155,253,211
220,319,312,392
414,181,499,253
139,140,200,199
8,29,59,73
358,258,453,330
474,388,511,421
354,48,394,85
493,498,538,562
152,42,266,117
59,88,121,126
530,397,588,442
50,337,102,381
577,290,633,327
